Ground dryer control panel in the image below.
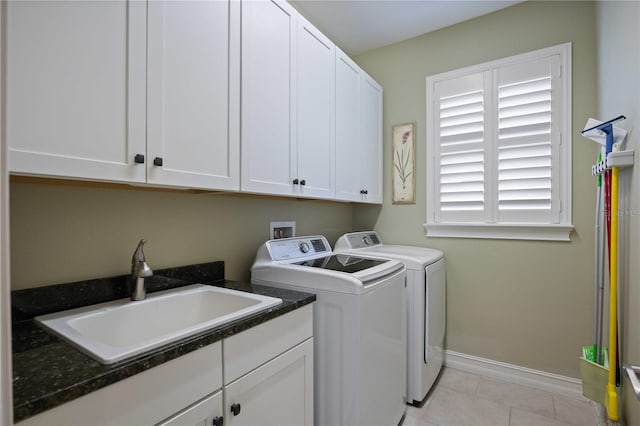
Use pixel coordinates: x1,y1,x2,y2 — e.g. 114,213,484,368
337,231,382,250
267,236,331,261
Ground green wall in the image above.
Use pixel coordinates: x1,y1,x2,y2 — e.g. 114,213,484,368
353,1,599,378
9,182,354,289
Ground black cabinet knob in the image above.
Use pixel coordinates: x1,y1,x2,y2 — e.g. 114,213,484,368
293,178,299,185
212,415,224,426
300,179,306,186
230,403,241,416
153,157,163,167
134,154,145,164
362,189,368,195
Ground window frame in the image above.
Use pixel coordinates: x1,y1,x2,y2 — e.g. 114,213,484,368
425,43,573,241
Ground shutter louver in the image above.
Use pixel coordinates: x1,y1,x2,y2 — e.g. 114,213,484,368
498,74,553,220
438,89,485,215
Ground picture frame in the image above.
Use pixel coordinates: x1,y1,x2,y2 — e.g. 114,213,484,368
392,122,416,204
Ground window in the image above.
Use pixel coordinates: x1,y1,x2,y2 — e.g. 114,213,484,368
425,43,573,241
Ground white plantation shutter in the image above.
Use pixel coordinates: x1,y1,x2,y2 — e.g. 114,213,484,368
497,57,560,223
426,44,572,240
435,73,486,222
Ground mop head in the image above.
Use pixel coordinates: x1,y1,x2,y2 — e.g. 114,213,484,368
582,118,627,148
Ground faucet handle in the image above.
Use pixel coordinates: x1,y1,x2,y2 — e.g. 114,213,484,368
132,239,147,263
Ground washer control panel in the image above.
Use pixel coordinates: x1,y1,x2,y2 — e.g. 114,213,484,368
268,236,331,261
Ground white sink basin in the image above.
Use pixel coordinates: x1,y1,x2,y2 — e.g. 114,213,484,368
35,284,282,364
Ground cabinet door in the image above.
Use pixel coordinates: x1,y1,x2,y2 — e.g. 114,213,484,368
359,73,383,204
147,0,239,191
335,49,362,202
6,0,146,183
156,390,223,426
241,0,297,196
225,339,313,426
296,17,335,199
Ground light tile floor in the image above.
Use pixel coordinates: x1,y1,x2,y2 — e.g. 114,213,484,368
403,368,613,426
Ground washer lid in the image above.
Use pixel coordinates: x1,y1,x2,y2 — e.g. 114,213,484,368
294,254,388,273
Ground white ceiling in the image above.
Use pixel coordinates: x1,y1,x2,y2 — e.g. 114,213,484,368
292,0,525,55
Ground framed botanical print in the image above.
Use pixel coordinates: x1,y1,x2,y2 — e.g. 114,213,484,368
392,122,416,204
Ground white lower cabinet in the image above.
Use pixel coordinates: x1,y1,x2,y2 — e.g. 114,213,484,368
17,306,313,426
225,340,313,426
223,304,314,426
16,342,223,426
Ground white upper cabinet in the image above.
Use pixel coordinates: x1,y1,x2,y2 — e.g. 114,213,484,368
335,50,362,201
146,0,240,191
6,0,380,202
359,73,383,204
7,0,240,191
6,1,147,183
241,1,335,199
335,49,383,204
296,16,335,199
241,0,298,196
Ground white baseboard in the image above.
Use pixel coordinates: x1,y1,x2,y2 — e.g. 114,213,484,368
444,350,585,400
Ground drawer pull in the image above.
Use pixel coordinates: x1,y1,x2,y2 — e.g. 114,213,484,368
230,403,241,416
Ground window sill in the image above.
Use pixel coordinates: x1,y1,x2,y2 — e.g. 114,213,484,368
424,223,574,241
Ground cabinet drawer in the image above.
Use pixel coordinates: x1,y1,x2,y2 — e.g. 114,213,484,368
156,390,223,426
17,342,222,426
224,304,313,384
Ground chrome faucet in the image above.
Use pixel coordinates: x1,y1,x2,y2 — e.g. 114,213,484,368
130,239,153,301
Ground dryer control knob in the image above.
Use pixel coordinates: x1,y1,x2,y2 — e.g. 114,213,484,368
363,235,372,245
299,242,310,253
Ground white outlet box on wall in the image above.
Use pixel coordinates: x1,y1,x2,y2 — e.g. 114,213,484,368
270,221,296,239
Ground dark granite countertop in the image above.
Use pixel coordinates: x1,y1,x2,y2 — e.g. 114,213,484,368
11,261,315,423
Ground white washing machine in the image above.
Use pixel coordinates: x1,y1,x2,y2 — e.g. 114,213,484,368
335,231,445,406
251,235,407,426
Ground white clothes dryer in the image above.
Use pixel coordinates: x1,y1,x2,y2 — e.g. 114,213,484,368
251,235,407,426
335,231,445,406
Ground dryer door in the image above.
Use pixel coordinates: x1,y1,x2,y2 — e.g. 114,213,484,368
425,258,445,365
